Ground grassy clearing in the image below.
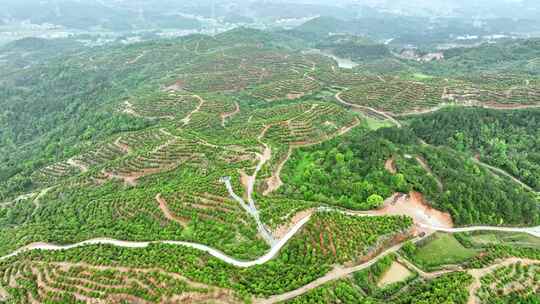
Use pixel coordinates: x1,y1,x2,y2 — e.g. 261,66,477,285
460,231,540,249
412,233,478,269
363,115,394,130
412,73,433,80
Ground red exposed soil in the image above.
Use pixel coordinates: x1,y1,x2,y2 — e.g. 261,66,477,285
114,137,131,153
287,92,305,100
163,80,186,92
272,209,314,239
263,147,292,196
155,194,188,228
369,192,454,234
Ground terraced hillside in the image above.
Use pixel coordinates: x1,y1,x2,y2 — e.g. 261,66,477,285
1,28,540,304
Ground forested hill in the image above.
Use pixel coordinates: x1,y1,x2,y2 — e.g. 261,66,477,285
408,107,540,192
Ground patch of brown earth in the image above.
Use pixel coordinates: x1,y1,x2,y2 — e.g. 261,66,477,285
377,261,412,287
238,169,252,201
0,286,8,301
273,209,315,239
263,147,292,196
114,137,131,153
104,162,180,186
155,194,188,228
163,80,186,92
370,191,454,234
385,156,397,174
67,158,89,173
169,290,237,304
287,92,305,100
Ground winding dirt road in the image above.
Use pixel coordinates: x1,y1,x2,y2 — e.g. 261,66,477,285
221,142,276,245
181,95,205,126
0,216,311,268
335,92,402,127
472,158,537,194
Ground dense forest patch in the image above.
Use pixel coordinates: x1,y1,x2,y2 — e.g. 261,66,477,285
280,126,540,226
409,107,540,192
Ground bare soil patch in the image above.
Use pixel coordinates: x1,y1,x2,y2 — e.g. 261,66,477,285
238,169,252,201
273,209,314,239
385,156,397,174
67,158,89,173
263,147,292,196
163,80,186,92
369,192,454,233
377,261,412,287
287,92,305,100
113,137,131,153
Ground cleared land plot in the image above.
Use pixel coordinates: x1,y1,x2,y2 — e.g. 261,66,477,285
377,261,413,287
411,233,479,269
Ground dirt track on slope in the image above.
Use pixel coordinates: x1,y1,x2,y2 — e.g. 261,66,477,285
181,95,205,126
155,194,188,228
263,147,292,196
221,102,240,127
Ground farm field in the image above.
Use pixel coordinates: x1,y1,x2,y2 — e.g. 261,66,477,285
475,260,540,303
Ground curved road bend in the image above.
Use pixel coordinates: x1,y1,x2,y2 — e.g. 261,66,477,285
255,238,422,304
0,215,311,267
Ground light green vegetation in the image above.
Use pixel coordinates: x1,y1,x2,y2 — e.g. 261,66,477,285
467,232,540,249
411,73,433,80
409,233,479,270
